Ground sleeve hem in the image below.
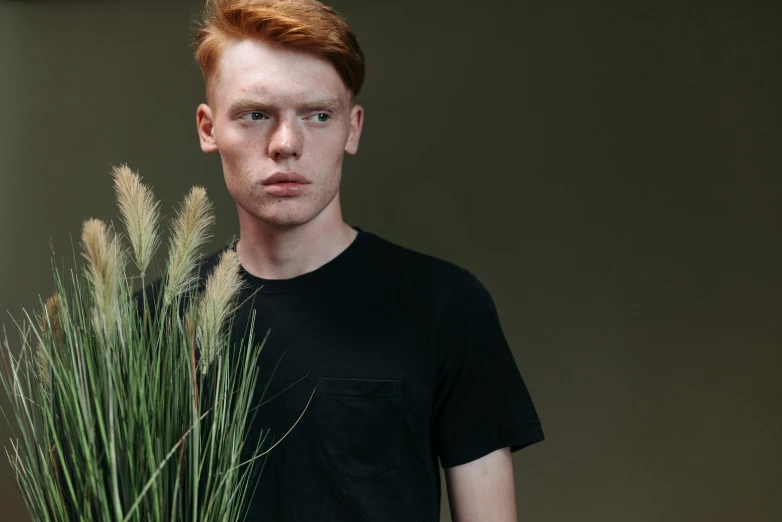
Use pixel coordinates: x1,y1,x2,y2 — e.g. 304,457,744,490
439,418,544,469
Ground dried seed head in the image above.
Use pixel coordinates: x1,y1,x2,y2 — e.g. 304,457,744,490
164,186,215,306
35,294,63,388
81,218,126,340
41,294,63,343
112,164,163,277
196,249,245,373
35,345,50,388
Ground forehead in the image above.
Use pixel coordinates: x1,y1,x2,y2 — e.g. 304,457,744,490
212,39,347,107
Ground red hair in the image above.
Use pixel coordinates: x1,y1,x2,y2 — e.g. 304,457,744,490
193,0,365,102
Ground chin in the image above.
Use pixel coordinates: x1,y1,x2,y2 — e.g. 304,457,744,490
235,188,337,229
263,215,312,227
253,205,321,228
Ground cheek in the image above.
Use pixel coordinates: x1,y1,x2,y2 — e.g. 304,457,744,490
319,132,349,163
222,143,263,179
217,122,260,157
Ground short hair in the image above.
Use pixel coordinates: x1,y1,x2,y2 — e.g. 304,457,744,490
193,0,365,103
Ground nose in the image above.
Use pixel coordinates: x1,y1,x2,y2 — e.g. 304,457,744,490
268,116,302,160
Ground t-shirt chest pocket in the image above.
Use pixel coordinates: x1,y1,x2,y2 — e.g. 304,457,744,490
313,378,402,480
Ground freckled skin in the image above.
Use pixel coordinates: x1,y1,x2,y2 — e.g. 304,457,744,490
196,39,363,229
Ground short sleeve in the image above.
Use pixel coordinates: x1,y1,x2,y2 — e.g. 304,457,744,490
431,268,544,468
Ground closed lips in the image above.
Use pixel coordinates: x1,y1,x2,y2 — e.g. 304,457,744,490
263,173,310,185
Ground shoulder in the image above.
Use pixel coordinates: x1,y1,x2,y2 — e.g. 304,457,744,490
359,230,487,304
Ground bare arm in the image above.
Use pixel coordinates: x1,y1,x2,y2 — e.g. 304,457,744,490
444,447,517,522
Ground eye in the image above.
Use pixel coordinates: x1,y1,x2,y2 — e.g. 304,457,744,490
313,113,331,123
241,112,267,121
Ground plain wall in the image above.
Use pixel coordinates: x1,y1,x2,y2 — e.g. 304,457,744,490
1,1,780,521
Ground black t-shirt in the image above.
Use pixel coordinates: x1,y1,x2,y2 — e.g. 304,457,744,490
135,226,543,521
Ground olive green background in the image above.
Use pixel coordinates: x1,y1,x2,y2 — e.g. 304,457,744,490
1,1,780,520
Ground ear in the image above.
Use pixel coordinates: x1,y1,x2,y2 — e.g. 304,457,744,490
197,103,219,153
344,103,364,155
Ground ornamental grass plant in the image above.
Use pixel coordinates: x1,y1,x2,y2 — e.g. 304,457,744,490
1,165,292,521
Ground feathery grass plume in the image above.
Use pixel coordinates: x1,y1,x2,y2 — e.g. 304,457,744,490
196,249,246,374
2,166,282,522
34,346,49,387
112,164,163,278
81,218,126,340
34,294,63,387
164,186,215,306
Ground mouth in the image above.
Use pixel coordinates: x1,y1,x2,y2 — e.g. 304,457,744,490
262,172,310,197
262,172,310,185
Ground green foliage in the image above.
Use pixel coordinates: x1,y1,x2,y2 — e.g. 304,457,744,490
0,167,302,521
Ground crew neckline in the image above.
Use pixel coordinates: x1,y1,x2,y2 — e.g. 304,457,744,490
223,225,367,295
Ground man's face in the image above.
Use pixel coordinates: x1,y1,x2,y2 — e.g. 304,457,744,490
197,39,363,227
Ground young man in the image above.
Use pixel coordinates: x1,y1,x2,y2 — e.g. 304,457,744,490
139,0,544,520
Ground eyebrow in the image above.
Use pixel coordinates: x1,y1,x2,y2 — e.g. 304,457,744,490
227,96,343,114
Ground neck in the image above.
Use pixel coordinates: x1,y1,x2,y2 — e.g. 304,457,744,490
233,197,358,281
